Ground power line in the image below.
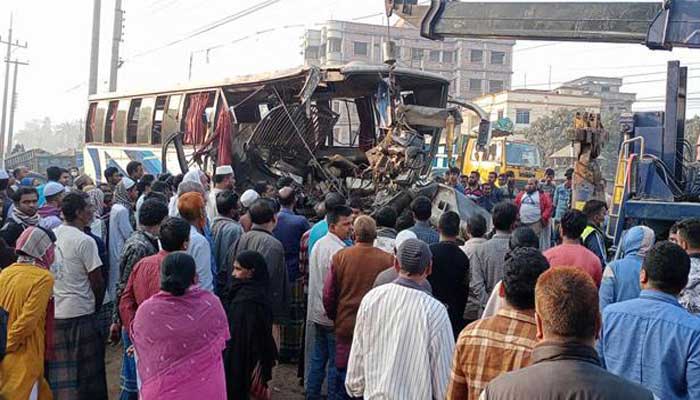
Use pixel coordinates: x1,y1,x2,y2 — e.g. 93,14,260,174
123,0,283,63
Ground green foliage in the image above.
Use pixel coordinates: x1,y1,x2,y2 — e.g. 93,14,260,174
521,108,582,159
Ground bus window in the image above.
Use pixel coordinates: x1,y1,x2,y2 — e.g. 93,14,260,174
470,140,501,162
152,95,168,145
127,99,142,144
137,97,155,144
104,100,119,144
181,92,214,145
85,103,97,143
162,94,181,139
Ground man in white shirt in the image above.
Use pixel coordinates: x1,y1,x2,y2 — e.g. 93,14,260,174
306,204,353,399
206,165,235,221
346,238,455,400
47,192,108,399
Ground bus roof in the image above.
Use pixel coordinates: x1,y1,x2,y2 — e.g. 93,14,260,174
88,63,450,102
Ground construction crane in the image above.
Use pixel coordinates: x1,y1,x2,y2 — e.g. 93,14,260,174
386,0,700,246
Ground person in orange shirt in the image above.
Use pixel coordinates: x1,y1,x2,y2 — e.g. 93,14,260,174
0,226,56,399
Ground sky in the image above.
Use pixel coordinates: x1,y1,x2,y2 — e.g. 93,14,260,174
1,0,700,132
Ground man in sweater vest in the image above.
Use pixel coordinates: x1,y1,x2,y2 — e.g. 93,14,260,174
323,215,394,399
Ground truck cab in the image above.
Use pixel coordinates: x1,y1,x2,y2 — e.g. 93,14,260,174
461,132,544,188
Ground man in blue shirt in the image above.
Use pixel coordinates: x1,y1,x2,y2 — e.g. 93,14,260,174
408,195,439,245
599,241,700,400
308,192,346,254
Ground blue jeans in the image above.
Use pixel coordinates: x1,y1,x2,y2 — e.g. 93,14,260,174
335,368,353,400
306,323,336,399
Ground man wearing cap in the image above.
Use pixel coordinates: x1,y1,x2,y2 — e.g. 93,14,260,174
38,182,65,230
238,189,260,232
272,186,310,361
346,238,455,399
206,165,235,221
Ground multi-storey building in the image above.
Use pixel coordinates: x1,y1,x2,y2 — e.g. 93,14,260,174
562,76,636,113
302,20,514,145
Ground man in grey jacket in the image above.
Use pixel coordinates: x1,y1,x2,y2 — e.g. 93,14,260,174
211,190,243,296
233,198,290,346
467,202,518,320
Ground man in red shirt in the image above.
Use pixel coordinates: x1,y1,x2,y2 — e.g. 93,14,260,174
119,217,191,334
543,210,602,286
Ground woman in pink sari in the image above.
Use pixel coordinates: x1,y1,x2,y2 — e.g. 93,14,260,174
131,252,230,400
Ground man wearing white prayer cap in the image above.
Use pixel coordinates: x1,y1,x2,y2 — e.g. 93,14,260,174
239,189,260,232
206,165,235,221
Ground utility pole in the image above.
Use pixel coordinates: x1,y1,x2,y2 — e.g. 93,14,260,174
89,0,101,95
0,14,28,166
6,59,29,156
109,0,124,92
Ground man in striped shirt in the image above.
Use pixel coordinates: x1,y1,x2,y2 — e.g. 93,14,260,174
345,238,455,400
446,248,550,400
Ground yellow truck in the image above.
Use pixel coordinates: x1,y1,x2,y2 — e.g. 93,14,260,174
460,131,545,187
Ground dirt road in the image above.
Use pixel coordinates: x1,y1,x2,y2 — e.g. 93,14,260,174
106,344,305,399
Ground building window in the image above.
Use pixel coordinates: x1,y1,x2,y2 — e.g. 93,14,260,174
443,50,454,63
306,46,319,59
497,110,504,120
516,109,531,124
353,41,368,56
489,80,504,92
491,51,505,64
429,50,441,62
601,86,610,92
470,49,483,63
411,48,424,61
328,38,342,53
469,79,482,92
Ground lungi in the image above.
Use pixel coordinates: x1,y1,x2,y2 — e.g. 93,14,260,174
278,277,305,362
47,313,108,400
119,329,138,400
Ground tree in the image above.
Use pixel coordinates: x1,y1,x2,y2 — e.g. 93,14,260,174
521,108,580,161
686,115,700,159
14,117,84,154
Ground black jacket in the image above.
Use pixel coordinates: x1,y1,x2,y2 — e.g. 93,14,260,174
483,341,654,400
0,220,25,249
428,240,469,338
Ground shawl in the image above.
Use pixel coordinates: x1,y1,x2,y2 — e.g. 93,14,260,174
114,180,134,212
131,287,229,385
224,251,277,398
11,206,41,228
15,227,56,359
86,188,105,219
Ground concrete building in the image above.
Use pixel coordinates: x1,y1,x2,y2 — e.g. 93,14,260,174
464,88,602,133
302,20,514,145
562,76,636,113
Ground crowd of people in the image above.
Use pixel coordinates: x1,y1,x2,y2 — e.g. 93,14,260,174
0,160,699,400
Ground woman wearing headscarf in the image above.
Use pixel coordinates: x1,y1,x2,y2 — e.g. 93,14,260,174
0,226,56,399
599,225,655,311
178,191,214,291
224,251,278,400
131,252,229,400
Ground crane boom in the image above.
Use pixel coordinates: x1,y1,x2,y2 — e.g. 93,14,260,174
389,0,700,50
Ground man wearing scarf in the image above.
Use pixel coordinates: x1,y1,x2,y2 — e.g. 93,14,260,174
0,226,56,399
38,182,65,230
107,178,138,342
0,186,41,248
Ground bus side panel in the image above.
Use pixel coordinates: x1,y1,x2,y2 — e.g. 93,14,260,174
83,145,193,183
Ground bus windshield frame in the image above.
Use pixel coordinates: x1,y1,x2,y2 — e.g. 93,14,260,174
505,141,542,167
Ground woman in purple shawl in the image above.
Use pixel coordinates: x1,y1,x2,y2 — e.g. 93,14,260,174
131,252,230,400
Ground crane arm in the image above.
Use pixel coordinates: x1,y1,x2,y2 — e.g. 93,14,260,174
389,0,700,50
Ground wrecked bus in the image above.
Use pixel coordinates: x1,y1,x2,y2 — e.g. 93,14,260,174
83,64,490,224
